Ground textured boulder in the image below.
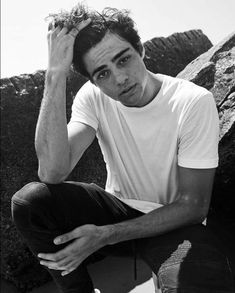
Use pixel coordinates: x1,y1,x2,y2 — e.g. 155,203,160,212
177,32,235,273
0,29,225,292
144,29,212,76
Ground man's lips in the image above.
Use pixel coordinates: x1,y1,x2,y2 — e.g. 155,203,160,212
120,84,136,96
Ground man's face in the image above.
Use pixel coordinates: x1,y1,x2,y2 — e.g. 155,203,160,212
83,33,149,107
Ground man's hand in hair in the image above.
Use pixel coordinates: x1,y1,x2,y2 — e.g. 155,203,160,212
47,19,91,75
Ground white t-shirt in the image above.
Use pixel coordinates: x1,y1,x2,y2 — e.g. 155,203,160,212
69,74,219,213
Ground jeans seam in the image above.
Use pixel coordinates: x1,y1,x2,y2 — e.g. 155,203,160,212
226,256,235,291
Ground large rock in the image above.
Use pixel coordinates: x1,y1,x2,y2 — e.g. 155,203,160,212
144,29,212,76
0,29,222,292
177,32,235,273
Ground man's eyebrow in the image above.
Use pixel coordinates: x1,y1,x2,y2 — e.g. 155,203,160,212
92,65,107,78
111,48,130,62
91,48,130,78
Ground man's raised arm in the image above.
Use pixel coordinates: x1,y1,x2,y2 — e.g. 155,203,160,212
35,19,94,184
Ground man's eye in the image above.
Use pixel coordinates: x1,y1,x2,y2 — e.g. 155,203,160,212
119,56,130,65
97,70,109,80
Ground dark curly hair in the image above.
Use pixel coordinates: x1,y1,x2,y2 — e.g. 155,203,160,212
46,3,142,79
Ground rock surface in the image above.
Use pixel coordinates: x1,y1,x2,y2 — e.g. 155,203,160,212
144,29,212,76
177,32,235,274
177,31,235,214
0,29,231,292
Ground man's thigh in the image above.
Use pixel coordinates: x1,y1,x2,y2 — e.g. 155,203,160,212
137,224,234,292
12,181,142,232
12,181,143,259
48,181,143,230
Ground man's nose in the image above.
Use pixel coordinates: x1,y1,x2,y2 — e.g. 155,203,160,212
114,69,128,86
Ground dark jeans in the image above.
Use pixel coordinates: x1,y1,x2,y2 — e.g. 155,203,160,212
11,181,234,293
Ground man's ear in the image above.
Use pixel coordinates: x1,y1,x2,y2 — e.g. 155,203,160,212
141,46,145,59
137,42,145,59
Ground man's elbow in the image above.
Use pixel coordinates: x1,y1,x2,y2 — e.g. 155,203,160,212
179,196,210,224
190,202,210,224
193,210,208,224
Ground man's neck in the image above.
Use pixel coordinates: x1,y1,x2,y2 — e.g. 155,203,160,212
143,71,163,106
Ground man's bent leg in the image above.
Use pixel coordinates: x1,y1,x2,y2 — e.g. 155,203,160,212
12,182,95,293
137,224,234,293
11,181,142,293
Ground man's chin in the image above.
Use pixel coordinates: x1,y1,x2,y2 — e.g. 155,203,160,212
119,98,139,108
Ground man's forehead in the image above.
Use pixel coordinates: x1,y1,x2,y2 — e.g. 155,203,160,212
85,33,132,63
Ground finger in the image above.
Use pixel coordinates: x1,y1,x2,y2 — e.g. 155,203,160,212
44,241,82,268
40,254,81,273
40,252,77,269
61,260,80,276
54,229,78,245
39,259,66,270
48,22,60,33
57,27,69,38
48,22,54,31
61,267,75,276
49,254,74,269
68,18,91,38
47,25,61,41
52,25,62,35
62,269,73,276
76,18,91,31
38,249,67,261
68,27,80,38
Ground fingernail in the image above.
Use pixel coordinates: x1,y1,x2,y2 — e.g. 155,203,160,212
84,18,91,24
54,238,60,244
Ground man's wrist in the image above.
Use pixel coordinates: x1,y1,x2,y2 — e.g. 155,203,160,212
46,67,69,80
99,224,116,246
44,69,68,91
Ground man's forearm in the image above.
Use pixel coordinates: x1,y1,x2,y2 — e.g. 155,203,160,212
35,70,70,183
102,199,204,246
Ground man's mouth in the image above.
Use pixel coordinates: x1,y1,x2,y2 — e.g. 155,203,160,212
120,84,136,96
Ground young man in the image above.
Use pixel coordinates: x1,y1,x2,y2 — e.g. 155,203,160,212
12,4,234,293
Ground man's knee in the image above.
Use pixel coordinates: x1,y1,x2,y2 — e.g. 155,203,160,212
12,181,52,207
11,182,52,230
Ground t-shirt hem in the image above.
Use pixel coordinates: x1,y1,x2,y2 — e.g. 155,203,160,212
110,195,164,214
69,118,98,131
178,158,218,168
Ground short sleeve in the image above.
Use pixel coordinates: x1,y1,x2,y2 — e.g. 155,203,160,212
69,81,99,131
178,93,219,168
